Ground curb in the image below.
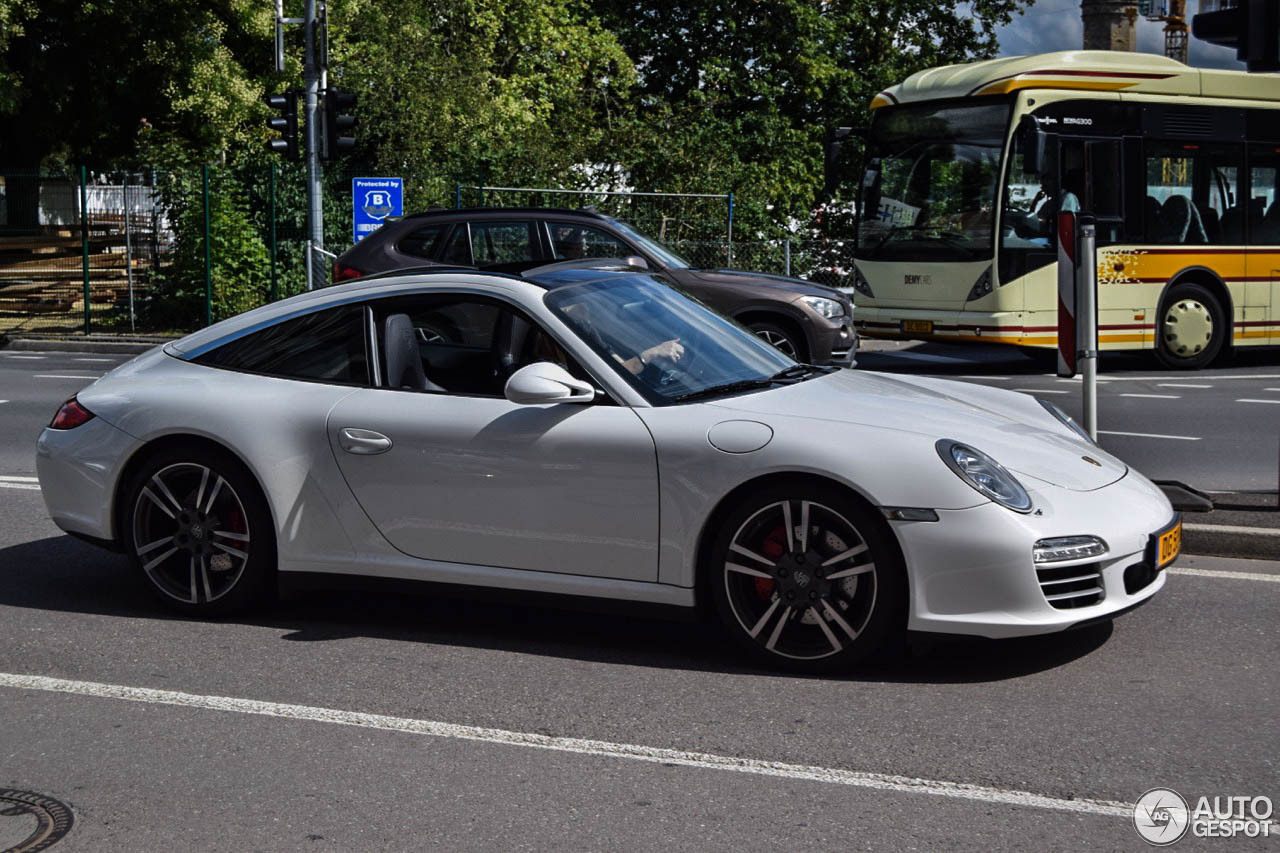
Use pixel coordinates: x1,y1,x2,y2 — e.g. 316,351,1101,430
1183,523,1280,561
1,337,167,355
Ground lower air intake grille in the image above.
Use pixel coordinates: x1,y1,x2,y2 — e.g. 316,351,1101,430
1036,562,1104,609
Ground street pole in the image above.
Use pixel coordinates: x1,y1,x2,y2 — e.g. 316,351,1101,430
1077,216,1099,440
303,0,323,288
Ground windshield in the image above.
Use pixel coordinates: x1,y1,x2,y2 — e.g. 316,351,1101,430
857,100,1011,262
544,275,797,405
609,219,693,269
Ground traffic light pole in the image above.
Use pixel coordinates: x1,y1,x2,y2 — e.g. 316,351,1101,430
303,0,323,286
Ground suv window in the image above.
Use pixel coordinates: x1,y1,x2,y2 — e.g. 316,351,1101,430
398,225,448,260
196,304,369,384
546,221,632,260
472,221,538,267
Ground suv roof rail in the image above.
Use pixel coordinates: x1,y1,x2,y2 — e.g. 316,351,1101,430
400,206,609,220
337,264,524,286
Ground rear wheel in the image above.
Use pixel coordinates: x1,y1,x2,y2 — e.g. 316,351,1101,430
709,483,905,673
1156,282,1226,370
121,446,274,615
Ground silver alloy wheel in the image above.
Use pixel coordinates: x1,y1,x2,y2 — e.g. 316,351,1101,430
754,328,798,358
1162,298,1214,358
131,462,252,605
723,499,877,661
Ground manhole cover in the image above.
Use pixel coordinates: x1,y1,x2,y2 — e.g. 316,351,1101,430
0,790,73,852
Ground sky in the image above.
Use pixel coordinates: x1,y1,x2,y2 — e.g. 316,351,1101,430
994,0,1247,70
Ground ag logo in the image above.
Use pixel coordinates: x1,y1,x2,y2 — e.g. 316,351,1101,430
362,190,394,220
1133,788,1190,845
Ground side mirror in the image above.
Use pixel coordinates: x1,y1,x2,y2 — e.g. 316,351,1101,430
623,255,649,270
1018,115,1050,176
504,362,596,405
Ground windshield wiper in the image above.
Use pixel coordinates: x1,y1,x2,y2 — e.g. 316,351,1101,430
672,378,779,403
769,364,831,382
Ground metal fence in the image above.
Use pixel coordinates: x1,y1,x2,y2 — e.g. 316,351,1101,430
0,168,854,337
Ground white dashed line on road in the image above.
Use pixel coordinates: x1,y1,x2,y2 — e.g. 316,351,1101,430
1118,393,1180,399
1157,383,1211,389
1169,567,1280,583
0,475,38,482
32,375,99,380
0,672,1134,819
1015,388,1068,394
1236,398,1280,404
73,357,116,363
2,354,45,359
0,482,40,490
1098,429,1201,441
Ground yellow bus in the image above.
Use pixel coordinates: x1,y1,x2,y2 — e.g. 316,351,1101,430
851,50,1280,368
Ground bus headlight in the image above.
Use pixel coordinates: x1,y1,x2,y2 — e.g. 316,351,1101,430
966,267,993,301
852,266,874,298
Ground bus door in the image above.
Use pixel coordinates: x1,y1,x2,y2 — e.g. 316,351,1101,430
1246,146,1280,342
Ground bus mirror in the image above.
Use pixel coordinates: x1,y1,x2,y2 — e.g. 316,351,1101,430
1019,115,1049,176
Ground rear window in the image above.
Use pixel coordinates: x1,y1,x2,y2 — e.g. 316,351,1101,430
195,304,370,385
397,225,448,260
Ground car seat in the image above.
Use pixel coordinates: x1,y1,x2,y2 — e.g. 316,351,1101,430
384,313,444,391
492,311,534,380
1153,195,1208,244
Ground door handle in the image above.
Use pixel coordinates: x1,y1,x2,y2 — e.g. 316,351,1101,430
339,428,393,455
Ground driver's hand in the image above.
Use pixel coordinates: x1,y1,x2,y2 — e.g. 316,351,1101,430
641,339,684,365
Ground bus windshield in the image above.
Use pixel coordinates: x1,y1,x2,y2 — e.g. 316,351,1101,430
857,100,1012,262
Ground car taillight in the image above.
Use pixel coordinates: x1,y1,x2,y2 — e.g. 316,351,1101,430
49,396,95,430
332,262,362,282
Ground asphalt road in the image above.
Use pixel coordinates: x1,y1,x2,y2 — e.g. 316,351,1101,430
857,342,1280,495
1,349,1278,850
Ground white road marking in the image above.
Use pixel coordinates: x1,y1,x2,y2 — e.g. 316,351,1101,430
1184,522,1280,537
1015,388,1068,394
32,374,99,380
0,400,7,404
1266,388,1280,393
1097,430,1201,441
73,357,115,363
2,354,44,359
0,482,40,491
1236,398,1280,404
1157,383,1211,389
1055,373,1280,382
958,375,1010,381
0,672,1132,818
0,475,38,482
1118,393,1180,399
1169,567,1280,584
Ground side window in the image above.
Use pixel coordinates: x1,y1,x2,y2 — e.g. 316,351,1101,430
441,225,472,265
547,221,632,260
397,225,448,260
374,295,595,397
1249,151,1279,244
196,304,369,384
1145,143,1242,244
469,221,537,267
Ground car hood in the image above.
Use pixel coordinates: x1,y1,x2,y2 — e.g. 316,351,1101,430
685,268,838,298
706,369,1128,492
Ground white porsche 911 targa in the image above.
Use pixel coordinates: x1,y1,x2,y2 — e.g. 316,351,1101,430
36,264,1180,672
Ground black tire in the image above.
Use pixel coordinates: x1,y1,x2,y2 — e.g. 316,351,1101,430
120,444,275,615
748,320,808,362
709,482,906,673
1155,282,1226,370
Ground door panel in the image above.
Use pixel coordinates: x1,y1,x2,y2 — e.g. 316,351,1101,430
327,390,660,581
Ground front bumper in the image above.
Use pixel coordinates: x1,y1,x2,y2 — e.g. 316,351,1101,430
893,471,1174,638
855,306,1052,347
36,417,141,544
812,318,858,366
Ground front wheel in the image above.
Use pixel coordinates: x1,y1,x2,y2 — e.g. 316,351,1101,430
709,484,905,673
1156,282,1226,370
748,321,807,362
121,446,275,615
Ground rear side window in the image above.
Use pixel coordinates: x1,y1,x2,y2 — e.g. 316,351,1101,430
196,304,369,385
397,225,448,260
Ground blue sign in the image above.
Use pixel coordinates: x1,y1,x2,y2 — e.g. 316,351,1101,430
352,177,403,244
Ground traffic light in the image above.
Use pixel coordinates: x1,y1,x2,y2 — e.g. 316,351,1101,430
323,88,356,161
821,126,855,201
1192,0,1280,72
264,90,299,159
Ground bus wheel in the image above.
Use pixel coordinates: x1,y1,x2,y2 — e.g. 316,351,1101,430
1156,283,1225,370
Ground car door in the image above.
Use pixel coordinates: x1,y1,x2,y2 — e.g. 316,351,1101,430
326,293,661,582
440,220,546,274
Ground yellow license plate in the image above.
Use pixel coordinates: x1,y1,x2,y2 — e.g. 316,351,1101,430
902,319,934,334
1156,521,1182,569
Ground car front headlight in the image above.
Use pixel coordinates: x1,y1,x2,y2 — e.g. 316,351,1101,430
799,295,845,319
936,440,1034,513
1038,399,1094,444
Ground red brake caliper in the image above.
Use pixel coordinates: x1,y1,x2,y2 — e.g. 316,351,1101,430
754,525,785,599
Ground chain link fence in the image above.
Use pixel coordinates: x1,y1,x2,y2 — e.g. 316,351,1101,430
0,168,855,337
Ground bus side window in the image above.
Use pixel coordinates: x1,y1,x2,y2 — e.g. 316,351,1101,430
1085,140,1123,245
1145,146,1203,244
1249,153,1280,244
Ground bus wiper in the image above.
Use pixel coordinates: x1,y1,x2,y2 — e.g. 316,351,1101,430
673,378,779,403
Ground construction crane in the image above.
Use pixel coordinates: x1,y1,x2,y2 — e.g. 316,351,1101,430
1139,0,1190,62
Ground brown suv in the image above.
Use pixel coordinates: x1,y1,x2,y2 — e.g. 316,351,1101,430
333,207,856,365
